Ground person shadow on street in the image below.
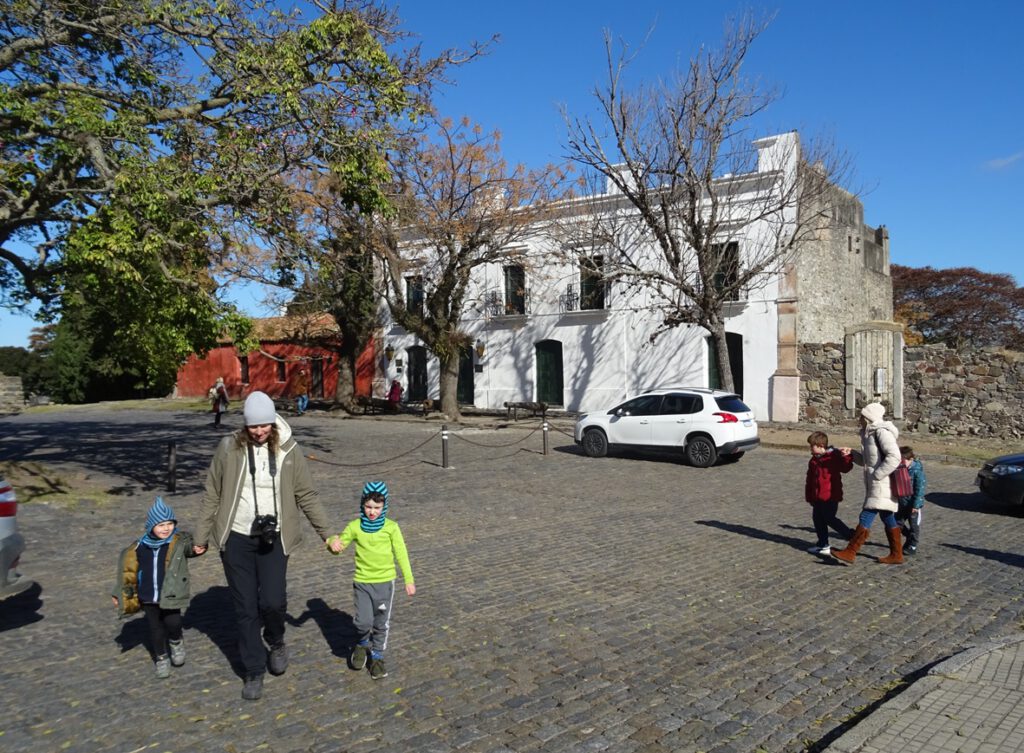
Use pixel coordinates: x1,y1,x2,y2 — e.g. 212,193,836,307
289,597,358,660
183,585,245,677
113,613,149,653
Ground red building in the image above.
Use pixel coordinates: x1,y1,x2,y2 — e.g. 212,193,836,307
175,314,374,403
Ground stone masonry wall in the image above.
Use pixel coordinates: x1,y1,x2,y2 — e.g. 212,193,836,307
902,344,1024,439
0,375,24,411
798,343,848,425
798,342,1024,439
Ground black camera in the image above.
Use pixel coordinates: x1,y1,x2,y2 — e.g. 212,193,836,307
250,514,278,546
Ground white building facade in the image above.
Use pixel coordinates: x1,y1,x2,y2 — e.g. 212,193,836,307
379,133,891,422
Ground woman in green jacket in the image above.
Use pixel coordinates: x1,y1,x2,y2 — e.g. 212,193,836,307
193,391,332,701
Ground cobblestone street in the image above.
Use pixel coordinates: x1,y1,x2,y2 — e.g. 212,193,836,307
1,407,1022,753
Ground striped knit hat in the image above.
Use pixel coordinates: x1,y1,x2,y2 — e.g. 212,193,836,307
140,497,177,547
360,481,389,533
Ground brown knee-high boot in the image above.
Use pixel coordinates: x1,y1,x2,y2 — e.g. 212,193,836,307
832,525,870,563
878,526,904,564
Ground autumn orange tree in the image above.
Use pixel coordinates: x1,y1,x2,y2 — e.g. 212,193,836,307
376,117,565,419
892,264,1024,350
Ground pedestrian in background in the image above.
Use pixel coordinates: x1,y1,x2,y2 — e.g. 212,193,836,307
210,376,229,427
386,378,402,413
804,431,855,556
293,367,309,416
112,497,199,679
194,391,332,700
896,446,927,555
832,402,904,565
327,481,415,681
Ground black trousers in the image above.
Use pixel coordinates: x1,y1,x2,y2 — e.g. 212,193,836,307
811,501,853,547
142,603,182,658
221,531,288,676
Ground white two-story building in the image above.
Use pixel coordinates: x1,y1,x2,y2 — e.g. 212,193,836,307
380,132,893,422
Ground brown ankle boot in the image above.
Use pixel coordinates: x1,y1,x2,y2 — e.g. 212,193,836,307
832,525,870,563
878,526,904,564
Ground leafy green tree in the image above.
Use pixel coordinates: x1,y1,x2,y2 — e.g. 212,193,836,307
2,0,469,365
0,346,31,377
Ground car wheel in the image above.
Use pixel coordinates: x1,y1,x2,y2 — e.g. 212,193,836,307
582,428,608,458
720,451,744,464
685,436,717,467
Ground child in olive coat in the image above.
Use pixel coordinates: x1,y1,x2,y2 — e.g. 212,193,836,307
112,497,199,678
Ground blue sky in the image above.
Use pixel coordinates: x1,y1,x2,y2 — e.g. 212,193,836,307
2,0,1021,348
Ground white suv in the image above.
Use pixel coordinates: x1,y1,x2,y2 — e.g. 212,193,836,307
573,388,759,467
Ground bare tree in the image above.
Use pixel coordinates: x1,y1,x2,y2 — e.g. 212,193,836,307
376,117,565,419
561,14,852,393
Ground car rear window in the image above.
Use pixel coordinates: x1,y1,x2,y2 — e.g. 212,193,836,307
714,395,751,414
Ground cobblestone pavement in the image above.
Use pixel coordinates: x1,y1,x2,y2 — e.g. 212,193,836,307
1,407,1022,753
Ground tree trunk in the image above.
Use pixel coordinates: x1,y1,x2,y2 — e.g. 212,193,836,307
709,322,735,394
333,351,357,412
332,337,363,413
437,353,461,420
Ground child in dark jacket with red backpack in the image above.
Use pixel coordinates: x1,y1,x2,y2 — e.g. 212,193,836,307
805,431,855,555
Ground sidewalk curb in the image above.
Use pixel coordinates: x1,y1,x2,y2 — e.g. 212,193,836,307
823,633,1024,752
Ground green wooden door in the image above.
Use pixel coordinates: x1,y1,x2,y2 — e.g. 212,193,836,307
406,346,428,402
706,333,744,396
457,346,474,404
535,340,564,405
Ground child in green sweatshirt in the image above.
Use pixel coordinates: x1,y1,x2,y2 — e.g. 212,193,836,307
327,481,414,680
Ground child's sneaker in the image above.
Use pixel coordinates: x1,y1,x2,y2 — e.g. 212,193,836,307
903,544,917,556
369,657,388,680
350,643,369,670
154,655,171,679
169,639,186,667
817,545,831,556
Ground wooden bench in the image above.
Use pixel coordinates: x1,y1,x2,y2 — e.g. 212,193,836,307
503,401,548,420
357,396,397,415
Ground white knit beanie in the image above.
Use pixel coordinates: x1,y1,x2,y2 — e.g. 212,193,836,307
860,402,886,424
243,391,277,426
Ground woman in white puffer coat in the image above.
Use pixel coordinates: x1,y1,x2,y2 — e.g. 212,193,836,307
832,402,904,565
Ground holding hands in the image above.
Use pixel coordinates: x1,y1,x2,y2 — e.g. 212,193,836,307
326,534,344,554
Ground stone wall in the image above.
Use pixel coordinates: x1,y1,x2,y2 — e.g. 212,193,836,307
902,345,1024,439
797,342,1024,439
0,375,24,412
798,342,848,424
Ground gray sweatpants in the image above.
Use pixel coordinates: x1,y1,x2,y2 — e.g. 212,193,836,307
353,580,395,653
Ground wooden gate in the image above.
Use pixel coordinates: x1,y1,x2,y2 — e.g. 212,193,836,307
844,322,904,418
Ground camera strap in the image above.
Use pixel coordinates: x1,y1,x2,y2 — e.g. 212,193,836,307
246,442,278,520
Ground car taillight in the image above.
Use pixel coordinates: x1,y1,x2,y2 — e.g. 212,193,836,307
713,412,738,423
0,481,16,516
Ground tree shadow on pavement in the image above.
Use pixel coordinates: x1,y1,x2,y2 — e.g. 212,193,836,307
942,542,1024,569
926,491,1024,516
0,582,44,633
184,586,244,677
290,597,357,660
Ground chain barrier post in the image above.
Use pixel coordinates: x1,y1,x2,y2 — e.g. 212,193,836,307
542,420,550,455
167,440,177,492
441,424,450,468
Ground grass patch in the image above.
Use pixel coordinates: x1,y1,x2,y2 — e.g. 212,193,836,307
20,398,209,414
0,460,122,508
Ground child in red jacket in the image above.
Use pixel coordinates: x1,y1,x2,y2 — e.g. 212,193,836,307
805,431,855,555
